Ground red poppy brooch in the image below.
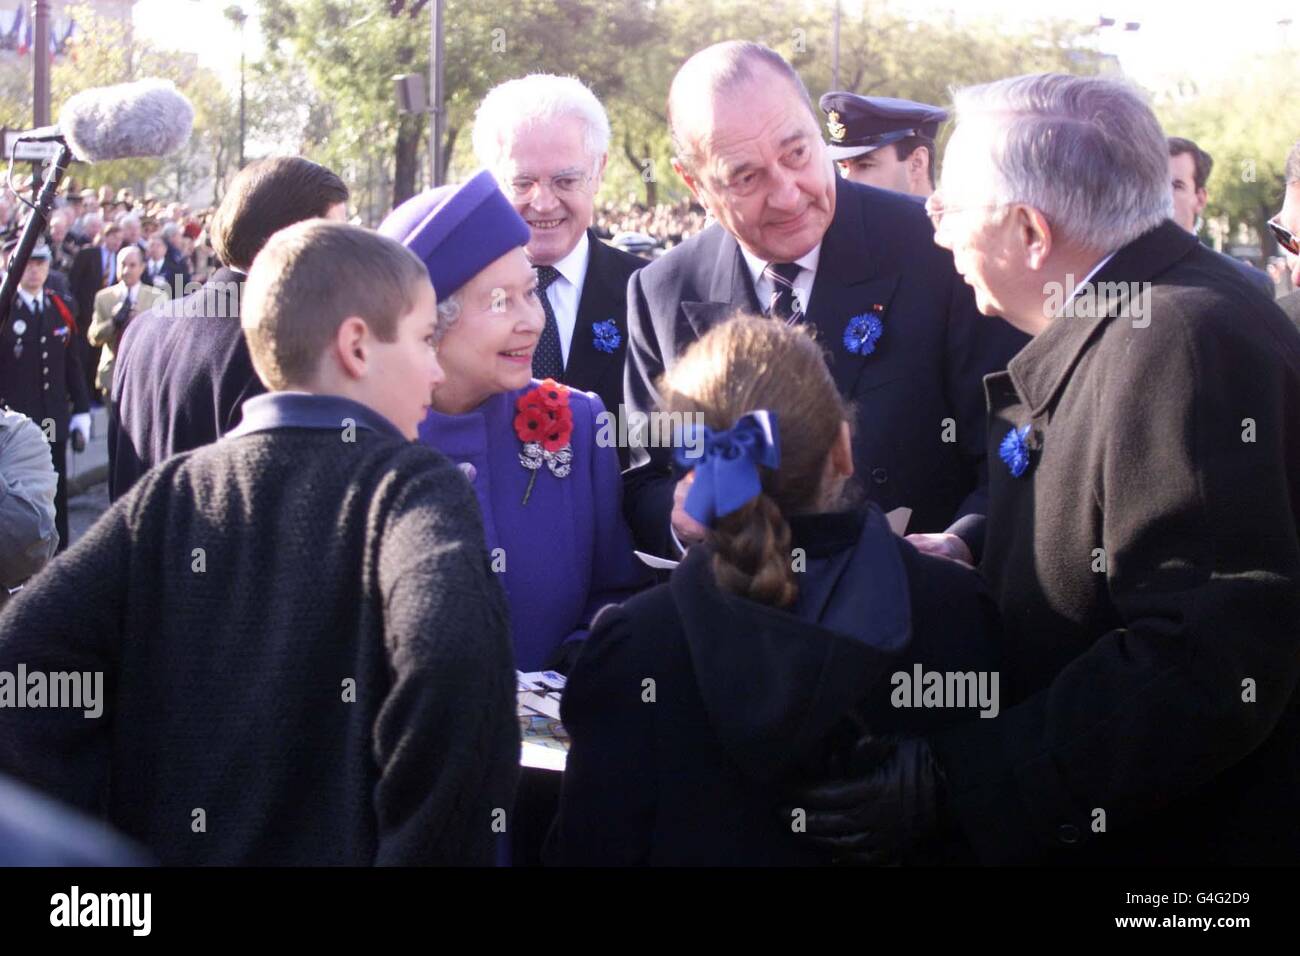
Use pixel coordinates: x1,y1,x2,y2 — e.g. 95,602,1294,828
513,378,574,504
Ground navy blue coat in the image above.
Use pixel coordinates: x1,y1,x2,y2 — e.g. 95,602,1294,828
553,506,1000,866
109,267,263,500
622,176,1028,558
558,230,645,426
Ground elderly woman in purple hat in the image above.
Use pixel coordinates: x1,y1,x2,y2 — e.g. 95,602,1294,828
379,170,648,674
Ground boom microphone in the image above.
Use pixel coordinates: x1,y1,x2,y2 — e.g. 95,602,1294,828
17,79,194,163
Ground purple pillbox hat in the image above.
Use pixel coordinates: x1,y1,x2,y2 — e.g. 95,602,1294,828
377,169,531,300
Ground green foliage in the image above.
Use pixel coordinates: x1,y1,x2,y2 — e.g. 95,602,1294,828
0,3,241,204
1157,51,1300,255
251,0,1107,219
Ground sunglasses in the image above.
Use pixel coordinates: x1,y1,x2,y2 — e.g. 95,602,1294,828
1267,216,1298,255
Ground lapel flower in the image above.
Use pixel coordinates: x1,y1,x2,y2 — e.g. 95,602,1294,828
592,319,621,354
843,307,884,355
514,378,574,504
999,424,1033,478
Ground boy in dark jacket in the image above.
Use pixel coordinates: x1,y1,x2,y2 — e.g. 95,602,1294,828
0,220,519,865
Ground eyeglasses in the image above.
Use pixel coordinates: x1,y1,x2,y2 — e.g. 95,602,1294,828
1267,216,1299,256
505,170,595,205
924,193,1007,231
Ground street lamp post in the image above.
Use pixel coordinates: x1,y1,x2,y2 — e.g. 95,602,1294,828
224,5,248,169
429,0,444,187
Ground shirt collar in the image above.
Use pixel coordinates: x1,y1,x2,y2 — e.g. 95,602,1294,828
17,289,41,310
226,391,406,442
738,241,822,291
547,229,590,288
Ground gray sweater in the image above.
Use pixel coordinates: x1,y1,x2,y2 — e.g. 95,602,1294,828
0,393,519,865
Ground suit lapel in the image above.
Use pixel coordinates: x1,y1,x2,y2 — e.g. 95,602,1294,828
682,231,762,339
565,232,622,390
807,176,903,395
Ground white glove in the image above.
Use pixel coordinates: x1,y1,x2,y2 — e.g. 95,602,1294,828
69,412,91,445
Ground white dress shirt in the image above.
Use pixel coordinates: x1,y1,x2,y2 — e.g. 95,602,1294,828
739,242,822,317
541,231,591,367
16,288,44,314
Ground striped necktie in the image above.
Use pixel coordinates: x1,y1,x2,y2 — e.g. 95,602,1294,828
763,262,803,324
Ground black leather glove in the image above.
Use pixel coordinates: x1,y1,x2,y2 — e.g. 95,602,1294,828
786,735,951,865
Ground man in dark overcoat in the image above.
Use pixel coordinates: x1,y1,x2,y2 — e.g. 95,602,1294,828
793,73,1300,865
109,157,349,500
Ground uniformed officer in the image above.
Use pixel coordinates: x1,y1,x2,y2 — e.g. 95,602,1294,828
819,92,948,197
0,242,91,550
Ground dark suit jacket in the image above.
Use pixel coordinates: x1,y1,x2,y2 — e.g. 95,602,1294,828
68,244,111,328
553,506,999,865
932,220,1300,864
622,175,1028,557
109,267,263,500
560,231,645,438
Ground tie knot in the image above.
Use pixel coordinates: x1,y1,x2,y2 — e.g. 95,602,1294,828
535,265,562,291
763,262,800,289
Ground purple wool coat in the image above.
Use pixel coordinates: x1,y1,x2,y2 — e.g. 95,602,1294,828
419,383,649,671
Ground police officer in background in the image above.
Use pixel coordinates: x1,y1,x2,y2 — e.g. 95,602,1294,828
0,243,91,551
819,92,947,198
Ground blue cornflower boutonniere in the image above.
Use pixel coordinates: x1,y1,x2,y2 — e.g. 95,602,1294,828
592,319,621,354
999,425,1033,478
843,308,884,355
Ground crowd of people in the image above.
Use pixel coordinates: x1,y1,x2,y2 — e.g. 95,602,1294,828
592,196,709,252
0,39,1298,870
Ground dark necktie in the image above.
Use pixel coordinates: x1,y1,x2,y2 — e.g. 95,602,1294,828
114,289,134,327
763,262,803,324
532,265,564,381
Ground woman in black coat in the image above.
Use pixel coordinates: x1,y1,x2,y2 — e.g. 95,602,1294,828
552,316,1001,866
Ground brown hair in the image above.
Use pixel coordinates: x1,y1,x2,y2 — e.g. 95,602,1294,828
210,156,349,271
1168,136,1213,191
660,315,851,608
242,220,429,391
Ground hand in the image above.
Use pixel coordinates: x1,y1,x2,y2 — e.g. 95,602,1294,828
905,532,974,567
670,473,708,549
69,412,91,452
786,736,950,865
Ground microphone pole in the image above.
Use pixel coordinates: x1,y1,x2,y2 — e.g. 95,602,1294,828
0,139,74,324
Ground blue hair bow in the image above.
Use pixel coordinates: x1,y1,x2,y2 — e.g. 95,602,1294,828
672,410,781,526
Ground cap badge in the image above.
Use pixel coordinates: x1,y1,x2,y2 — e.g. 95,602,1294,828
826,111,847,142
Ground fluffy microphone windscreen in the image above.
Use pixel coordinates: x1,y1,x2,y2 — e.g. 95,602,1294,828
59,79,195,163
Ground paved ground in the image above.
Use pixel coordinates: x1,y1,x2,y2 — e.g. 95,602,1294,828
66,404,111,547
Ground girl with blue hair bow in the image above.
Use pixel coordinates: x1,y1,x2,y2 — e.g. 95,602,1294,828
553,315,1000,866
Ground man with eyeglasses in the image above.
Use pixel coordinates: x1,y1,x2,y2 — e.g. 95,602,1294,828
791,73,1300,867
472,74,646,432
1273,140,1300,329
622,41,1027,561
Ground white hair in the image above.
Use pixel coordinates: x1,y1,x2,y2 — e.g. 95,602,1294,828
120,213,141,229
472,73,610,173
435,291,462,342
951,73,1173,252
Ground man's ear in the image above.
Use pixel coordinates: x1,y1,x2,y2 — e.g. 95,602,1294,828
334,316,370,380
1194,186,1209,217
1016,205,1053,270
672,158,706,210
908,146,929,188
